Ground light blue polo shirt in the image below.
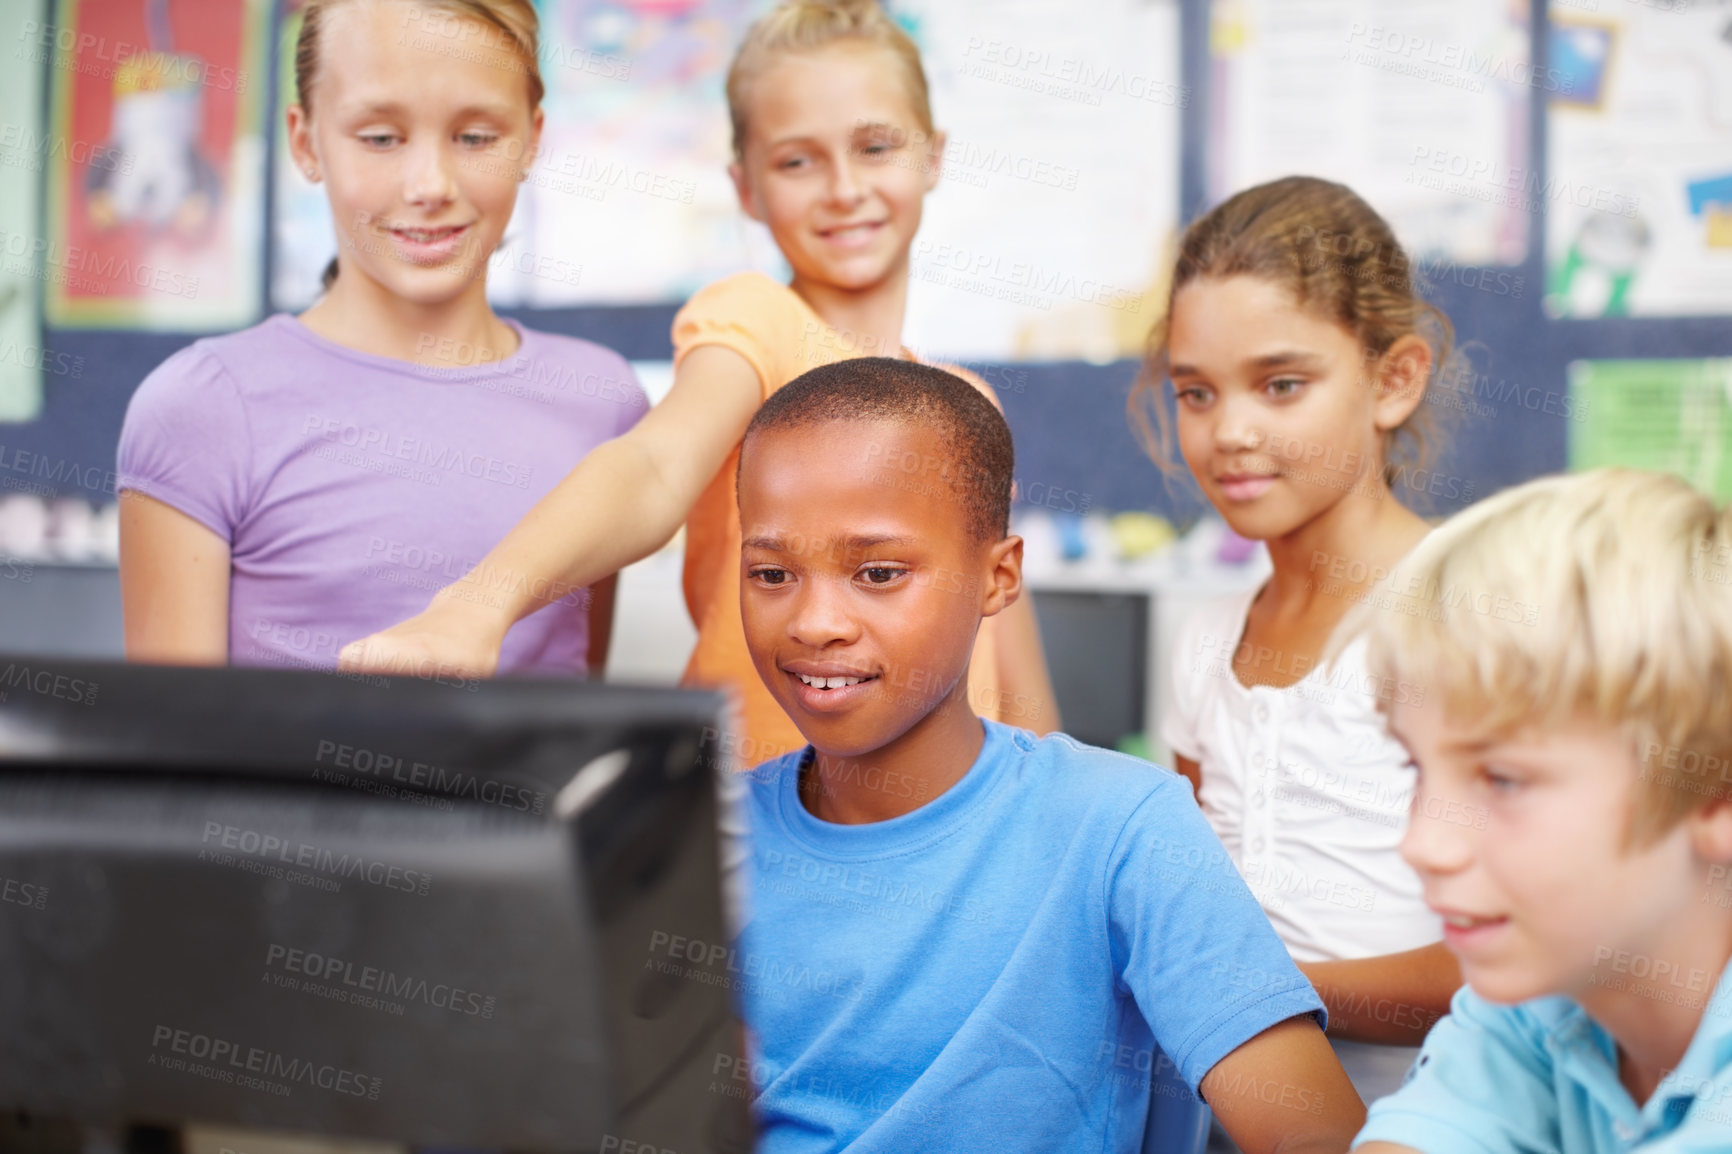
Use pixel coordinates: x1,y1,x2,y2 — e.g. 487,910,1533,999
1355,961,1732,1152
735,721,1327,1154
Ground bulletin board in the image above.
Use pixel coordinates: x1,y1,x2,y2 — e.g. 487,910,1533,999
1545,9,1732,318
1199,0,1732,515
1569,359,1732,499
4,0,1730,527
1208,0,1533,267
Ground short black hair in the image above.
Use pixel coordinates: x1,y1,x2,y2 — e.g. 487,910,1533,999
738,357,1014,542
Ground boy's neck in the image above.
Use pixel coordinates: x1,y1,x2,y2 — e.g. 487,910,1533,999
1581,918,1732,1106
790,259,912,363
801,691,986,825
300,270,517,367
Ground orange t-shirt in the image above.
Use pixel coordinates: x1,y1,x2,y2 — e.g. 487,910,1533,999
671,272,1011,764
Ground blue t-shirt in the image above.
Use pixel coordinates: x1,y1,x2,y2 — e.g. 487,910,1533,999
736,721,1326,1153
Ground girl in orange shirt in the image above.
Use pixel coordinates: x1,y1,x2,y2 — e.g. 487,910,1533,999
343,0,1059,762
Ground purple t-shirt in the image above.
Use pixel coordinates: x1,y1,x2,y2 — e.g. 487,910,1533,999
118,314,648,676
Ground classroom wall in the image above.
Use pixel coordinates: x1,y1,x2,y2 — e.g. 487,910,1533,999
5,0,1730,536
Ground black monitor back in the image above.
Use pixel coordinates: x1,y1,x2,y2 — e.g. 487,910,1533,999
0,657,751,1154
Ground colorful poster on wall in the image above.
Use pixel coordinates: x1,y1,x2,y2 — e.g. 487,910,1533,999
0,0,49,419
514,0,775,312
44,0,268,330
1209,0,1533,268
1569,360,1732,499
1547,9,1732,317
895,0,1182,362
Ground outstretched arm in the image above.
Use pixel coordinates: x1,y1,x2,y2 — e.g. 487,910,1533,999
1202,1015,1365,1154
1297,943,1460,1047
340,345,763,677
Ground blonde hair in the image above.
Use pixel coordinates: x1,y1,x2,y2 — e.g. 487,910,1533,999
1353,468,1732,846
292,0,543,290
725,0,933,158
295,0,543,113
1129,176,1455,488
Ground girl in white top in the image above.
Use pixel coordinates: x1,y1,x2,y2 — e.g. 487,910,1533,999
1136,176,1461,1105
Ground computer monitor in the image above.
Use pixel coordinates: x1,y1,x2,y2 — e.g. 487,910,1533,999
1029,589,1149,751
0,657,752,1154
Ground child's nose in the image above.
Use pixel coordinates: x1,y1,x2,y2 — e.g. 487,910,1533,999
788,577,861,648
1400,784,1477,878
1212,394,1265,452
827,156,866,206
404,141,459,207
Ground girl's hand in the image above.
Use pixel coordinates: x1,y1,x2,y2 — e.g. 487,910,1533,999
338,593,508,681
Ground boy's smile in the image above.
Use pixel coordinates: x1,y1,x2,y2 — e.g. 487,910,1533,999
1391,702,1722,1013
785,659,880,713
737,418,1020,821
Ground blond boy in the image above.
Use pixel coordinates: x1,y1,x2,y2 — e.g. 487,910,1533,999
1347,468,1732,1152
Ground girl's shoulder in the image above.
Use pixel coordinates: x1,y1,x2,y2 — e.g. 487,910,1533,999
671,272,811,386
674,271,810,344
150,313,298,372
128,316,302,416
679,271,800,318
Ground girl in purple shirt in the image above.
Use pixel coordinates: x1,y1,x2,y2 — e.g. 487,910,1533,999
118,0,645,676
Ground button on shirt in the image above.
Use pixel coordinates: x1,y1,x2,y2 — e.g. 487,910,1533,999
1161,589,1444,1103
1354,965,1732,1152
1160,590,1441,963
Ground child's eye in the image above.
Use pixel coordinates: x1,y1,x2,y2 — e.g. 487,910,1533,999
1173,384,1213,408
1482,766,1524,794
459,132,500,148
358,132,401,148
751,567,790,587
777,155,809,171
859,566,904,586
1265,377,1305,399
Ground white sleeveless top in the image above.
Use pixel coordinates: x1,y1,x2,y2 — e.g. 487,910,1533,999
1160,587,1445,1103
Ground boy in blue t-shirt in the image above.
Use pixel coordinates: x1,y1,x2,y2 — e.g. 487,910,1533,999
719,357,1363,1152
1347,470,1732,1153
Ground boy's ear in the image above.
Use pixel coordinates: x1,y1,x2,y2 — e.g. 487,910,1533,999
1371,334,1432,433
980,535,1023,619
729,160,766,224
1688,794,1732,872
